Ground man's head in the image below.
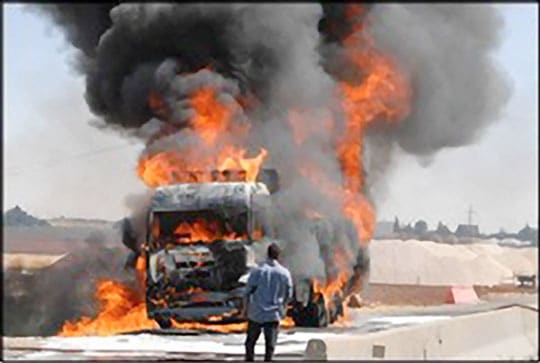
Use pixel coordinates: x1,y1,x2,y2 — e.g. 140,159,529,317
267,243,281,260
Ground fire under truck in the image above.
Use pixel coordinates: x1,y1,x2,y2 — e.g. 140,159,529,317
122,169,370,328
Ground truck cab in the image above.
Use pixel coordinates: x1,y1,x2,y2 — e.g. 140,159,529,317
144,181,273,328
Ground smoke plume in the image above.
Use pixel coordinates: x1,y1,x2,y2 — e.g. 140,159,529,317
36,3,511,289
367,4,512,156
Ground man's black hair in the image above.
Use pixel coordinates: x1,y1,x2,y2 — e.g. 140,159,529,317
267,243,281,260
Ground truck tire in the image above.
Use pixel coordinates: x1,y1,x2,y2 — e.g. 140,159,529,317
155,315,172,329
292,292,329,327
311,293,329,327
328,293,344,324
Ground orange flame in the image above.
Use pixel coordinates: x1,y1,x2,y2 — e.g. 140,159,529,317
58,283,293,336
314,271,348,306
293,5,411,301
137,147,268,188
173,217,248,244
335,4,411,245
139,83,267,188
190,88,237,146
217,146,268,183
58,279,157,336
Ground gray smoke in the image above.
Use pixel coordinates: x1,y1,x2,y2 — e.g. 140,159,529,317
37,3,511,289
4,246,133,336
37,3,512,164
367,4,512,156
36,4,332,129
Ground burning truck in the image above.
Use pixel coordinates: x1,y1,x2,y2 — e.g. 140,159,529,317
122,169,370,328
41,3,508,337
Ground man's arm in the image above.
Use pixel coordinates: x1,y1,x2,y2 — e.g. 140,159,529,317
246,269,259,295
280,271,294,318
285,271,293,303
241,270,258,317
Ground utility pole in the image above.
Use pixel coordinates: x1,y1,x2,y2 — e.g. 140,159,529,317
467,205,476,226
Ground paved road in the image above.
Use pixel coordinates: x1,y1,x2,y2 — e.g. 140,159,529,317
2,315,449,361
4,294,537,361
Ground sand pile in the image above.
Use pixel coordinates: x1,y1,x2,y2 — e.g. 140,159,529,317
369,240,538,286
3,253,66,270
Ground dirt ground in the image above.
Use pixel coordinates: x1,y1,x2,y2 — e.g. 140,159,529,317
3,225,119,254
3,239,90,255
358,282,538,306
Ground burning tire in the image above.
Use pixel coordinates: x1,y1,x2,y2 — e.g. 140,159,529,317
327,292,344,324
290,281,329,327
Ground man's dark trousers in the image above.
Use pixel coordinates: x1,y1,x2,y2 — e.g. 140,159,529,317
245,319,279,361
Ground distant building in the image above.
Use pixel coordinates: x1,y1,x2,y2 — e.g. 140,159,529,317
374,221,395,239
414,220,428,236
401,223,415,235
517,224,538,245
436,221,452,236
455,224,480,238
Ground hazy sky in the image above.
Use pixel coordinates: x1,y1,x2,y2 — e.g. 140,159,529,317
3,4,538,233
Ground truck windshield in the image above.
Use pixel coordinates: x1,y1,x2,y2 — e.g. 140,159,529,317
150,210,248,247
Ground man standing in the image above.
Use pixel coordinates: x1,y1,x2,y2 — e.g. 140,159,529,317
244,243,293,361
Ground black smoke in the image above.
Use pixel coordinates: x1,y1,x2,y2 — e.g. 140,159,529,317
37,3,510,155
35,3,511,292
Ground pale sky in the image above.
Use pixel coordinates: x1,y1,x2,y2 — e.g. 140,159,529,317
3,4,538,233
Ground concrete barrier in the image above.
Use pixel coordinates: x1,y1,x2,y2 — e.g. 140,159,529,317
304,305,538,360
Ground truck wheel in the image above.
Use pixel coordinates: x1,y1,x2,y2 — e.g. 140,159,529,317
328,292,344,324
312,293,329,327
292,293,329,327
328,299,344,324
155,315,172,329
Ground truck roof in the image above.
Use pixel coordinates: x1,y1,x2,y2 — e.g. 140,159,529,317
151,182,271,212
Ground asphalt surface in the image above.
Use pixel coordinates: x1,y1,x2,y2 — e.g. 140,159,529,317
3,293,537,361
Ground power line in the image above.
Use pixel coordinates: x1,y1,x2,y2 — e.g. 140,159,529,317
5,143,140,176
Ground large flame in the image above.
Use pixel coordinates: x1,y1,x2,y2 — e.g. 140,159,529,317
59,4,411,336
59,256,293,336
190,88,245,146
292,3,410,311
59,280,156,336
59,279,292,336
173,217,247,244
336,4,411,246
138,85,266,187
59,256,153,336
138,146,268,187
